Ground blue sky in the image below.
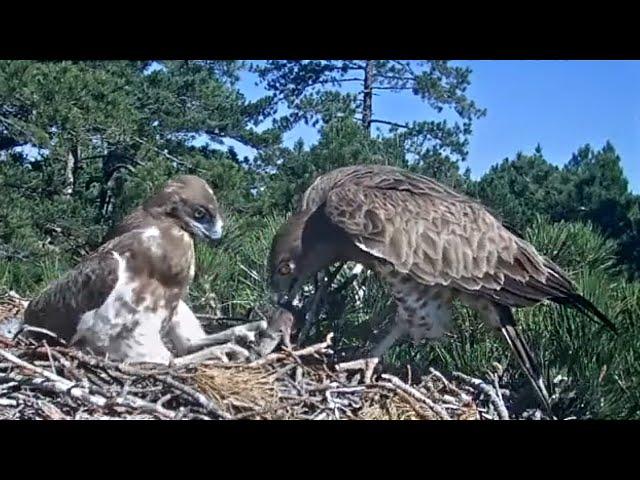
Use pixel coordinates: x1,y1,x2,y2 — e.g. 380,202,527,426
228,60,639,193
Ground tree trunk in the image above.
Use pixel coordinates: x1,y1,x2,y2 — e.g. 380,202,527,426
361,61,375,134
99,149,117,218
99,148,132,220
62,146,79,199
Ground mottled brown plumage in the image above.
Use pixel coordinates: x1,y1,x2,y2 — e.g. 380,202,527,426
23,175,224,363
268,164,616,412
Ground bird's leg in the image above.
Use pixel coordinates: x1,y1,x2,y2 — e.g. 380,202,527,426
165,300,208,356
171,342,252,366
369,295,449,360
166,300,263,358
188,321,268,351
371,322,407,358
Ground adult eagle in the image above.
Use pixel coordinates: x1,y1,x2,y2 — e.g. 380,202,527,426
22,175,240,364
268,164,616,411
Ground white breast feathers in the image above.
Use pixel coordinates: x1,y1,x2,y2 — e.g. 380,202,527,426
72,251,173,364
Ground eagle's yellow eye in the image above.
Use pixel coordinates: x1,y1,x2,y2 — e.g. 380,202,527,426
278,263,292,276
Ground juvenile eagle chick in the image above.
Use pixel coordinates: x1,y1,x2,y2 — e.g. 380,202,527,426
23,175,231,364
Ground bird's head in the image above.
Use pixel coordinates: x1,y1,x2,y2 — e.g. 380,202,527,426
268,208,347,308
268,211,312,307
146,175,224,244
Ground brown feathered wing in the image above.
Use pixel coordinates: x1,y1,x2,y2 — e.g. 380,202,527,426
23,249,120,342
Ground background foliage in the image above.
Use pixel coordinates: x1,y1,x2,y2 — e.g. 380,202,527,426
1,60,638,418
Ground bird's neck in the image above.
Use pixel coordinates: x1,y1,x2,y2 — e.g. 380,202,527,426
299,237,355,279
297,207,370,276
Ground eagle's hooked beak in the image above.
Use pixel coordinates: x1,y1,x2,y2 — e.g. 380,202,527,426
205,216,224,243
192,216,224,244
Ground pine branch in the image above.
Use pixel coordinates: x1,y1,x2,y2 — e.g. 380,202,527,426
370,119,410,129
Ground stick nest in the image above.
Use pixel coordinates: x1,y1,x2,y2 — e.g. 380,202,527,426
0,291,545,420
